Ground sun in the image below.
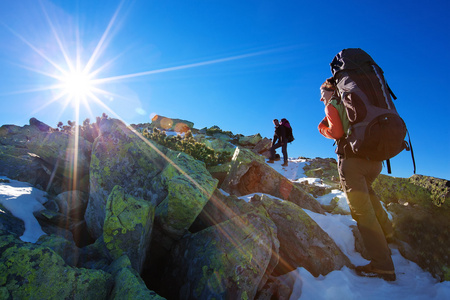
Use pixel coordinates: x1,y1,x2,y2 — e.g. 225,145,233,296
60,69,94,101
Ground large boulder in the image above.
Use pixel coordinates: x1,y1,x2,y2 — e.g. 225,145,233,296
0,233,113,299
107,255,165,299
86,118,218,245
162,210,279,300
251,194,352,276
222,147,324,214
0,125,45,185
0,120,92,193
155,150,218,241
103,185,155,273
238,133,263,147
373,174,450,281
0,203,25,237
194,135,236,154
86,118,168,238
55,190,89,219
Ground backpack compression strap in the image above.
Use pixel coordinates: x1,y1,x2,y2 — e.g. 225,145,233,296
386,130,416,174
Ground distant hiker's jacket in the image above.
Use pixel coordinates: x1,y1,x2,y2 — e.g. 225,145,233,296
318,97,351,157
273,125,287,145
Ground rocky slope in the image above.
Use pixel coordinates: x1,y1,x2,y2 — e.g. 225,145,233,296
0,116,448,299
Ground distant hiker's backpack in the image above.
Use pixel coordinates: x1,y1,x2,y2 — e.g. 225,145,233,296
330,48,415,173
281,119,294,143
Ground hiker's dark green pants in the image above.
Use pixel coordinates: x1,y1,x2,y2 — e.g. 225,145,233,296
338,157,394,271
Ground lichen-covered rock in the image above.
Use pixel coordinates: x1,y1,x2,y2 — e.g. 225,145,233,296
162,210,279,300
0,145,42,185
86,118,168,238
302,157,340,186
0,122,92,193
107,255,165,299
373,174,450,281
222,147,324,214
0,233,113,299
36,234,81,266
189,190,255,232
408,174,450,208
25,130,91,184
29,117,52,132
0,204,25,236
87,118,218,265
103,185,155,273
156,151,218,240
194,134,236,153
238,133,262,146
251,194,352,277
252,137,272,157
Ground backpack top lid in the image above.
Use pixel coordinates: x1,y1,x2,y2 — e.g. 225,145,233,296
280,118,291,128
330,48,377,76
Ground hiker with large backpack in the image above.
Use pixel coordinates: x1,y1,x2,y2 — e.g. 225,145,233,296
317,48,411,281
268,118,291,166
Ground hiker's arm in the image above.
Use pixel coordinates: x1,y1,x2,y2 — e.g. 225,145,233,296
272,132,278,145
318,105,344,140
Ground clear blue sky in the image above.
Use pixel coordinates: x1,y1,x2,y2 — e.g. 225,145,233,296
0,0,449,180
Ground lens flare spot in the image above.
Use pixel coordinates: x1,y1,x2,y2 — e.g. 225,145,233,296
175,122,189,133
160,118,173,130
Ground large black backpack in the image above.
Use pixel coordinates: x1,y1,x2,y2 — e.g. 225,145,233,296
330,48,415,173
281,119,294,143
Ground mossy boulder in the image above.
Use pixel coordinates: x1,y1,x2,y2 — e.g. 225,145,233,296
86,118,168,238
107,255,165,299
195,136,236,154
238,133,263,146
373,174,450,281
408,174,449,208
103,185,155,273
156,151,219,240
162,210,279,300
251,194,352,276
0,232,113,299
0,121,92,193
303,157,340,186
87,119,218,268
0,145,42,186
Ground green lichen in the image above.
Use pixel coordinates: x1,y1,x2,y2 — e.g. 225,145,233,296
373,175,432,207
443,266,450,281
107,256,165,299
0,234,113,299
103,186,155,267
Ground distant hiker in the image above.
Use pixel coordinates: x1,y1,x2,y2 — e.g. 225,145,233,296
268,118,288,166
318,77,396,281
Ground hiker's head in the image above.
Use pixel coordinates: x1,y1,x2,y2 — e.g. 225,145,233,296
320,77,335,104
273,119,279,126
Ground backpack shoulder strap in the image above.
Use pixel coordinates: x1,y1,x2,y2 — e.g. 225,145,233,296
329,97,351,136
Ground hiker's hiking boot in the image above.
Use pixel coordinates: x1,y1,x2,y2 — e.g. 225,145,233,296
355,263,396,281
282,161,288,167
267,159,275,164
